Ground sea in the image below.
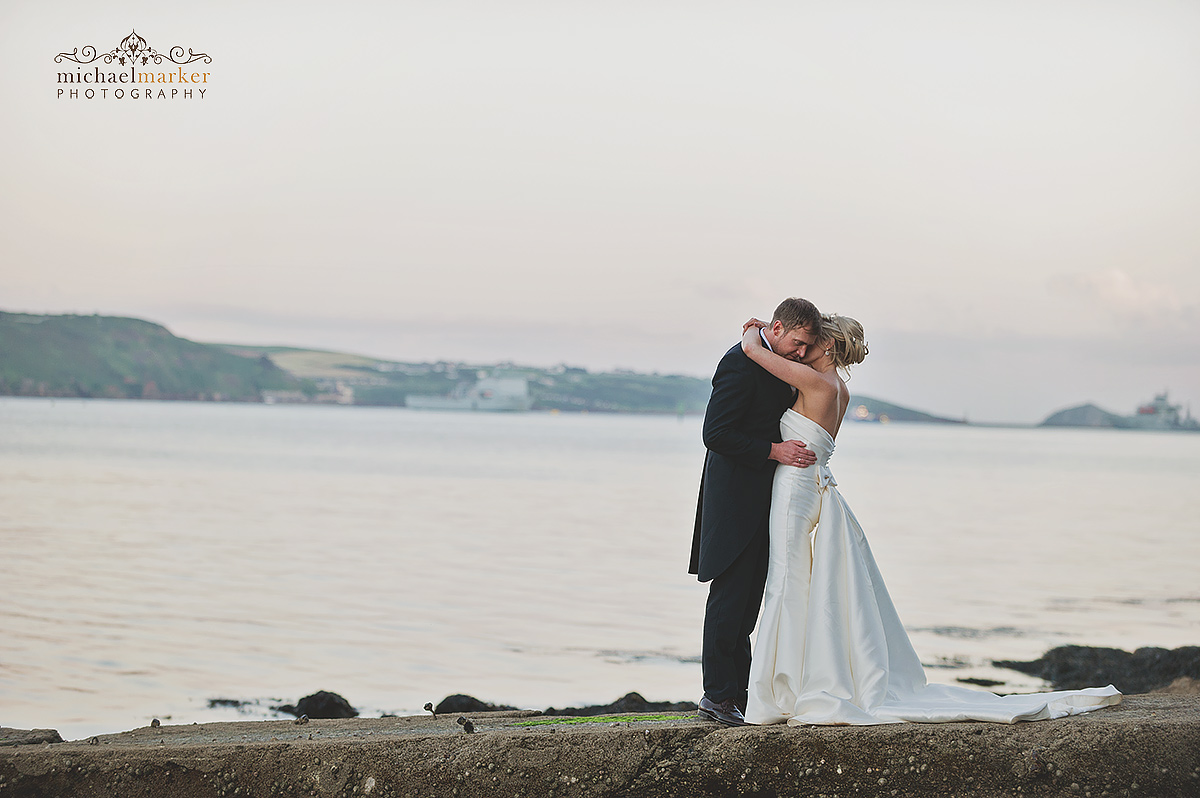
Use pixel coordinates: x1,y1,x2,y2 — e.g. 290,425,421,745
2,397,1198,740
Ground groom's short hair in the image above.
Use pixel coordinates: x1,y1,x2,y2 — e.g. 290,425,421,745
773,297,822,336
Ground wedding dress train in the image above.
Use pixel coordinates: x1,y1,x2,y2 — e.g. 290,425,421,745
745,409,1121,726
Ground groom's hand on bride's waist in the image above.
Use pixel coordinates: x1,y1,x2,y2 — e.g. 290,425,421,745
770,440,814,468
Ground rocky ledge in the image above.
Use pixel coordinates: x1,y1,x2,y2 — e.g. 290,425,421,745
2,695,1198,797
995,645,1200,694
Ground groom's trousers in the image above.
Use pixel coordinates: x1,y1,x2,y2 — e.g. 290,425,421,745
701,526,770,706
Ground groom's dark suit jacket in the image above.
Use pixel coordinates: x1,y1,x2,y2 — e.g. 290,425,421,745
690,342,794,583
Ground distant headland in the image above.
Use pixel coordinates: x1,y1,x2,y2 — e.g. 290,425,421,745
0,310,955,419
1,310,1191,428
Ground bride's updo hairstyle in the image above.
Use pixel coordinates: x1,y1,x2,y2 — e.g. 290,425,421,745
821,313,868,371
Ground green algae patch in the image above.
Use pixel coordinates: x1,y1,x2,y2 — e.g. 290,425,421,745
510,713,693,727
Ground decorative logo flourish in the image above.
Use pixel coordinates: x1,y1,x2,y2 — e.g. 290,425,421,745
54,30,211,66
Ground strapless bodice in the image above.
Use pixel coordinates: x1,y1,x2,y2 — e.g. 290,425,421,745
780,409,834,461
780,409,836,490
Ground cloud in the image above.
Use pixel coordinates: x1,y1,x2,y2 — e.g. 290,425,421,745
1048,268,1196,330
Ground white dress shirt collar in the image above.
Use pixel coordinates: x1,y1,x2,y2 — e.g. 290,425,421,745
760,327,774,352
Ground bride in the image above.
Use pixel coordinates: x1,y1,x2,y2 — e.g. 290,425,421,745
739,314,1121,726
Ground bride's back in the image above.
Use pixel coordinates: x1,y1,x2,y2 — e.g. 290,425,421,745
792,314,867,439
791,373,849,440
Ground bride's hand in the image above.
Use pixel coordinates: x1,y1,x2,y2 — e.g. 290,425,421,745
742,317,768,333
742,323,763,353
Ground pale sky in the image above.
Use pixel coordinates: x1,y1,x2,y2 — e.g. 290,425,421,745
3,1,1198,423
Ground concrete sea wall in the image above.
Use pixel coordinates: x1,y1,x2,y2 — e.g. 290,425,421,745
2,695,1198,797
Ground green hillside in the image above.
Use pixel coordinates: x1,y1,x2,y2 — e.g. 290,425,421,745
531,369,710,413
279,358,711,414
0,311,960,421
0,312,303,401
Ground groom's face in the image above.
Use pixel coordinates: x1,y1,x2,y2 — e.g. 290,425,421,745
771,323,817,361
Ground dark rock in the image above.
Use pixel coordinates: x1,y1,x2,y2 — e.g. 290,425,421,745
994,645,1200,693
0,728,63,747
434,694,516,714
543,692,698,717
274,691,358,719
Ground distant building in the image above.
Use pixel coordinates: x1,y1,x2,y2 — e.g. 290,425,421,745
314,382,355,405
406,377,531,412
261,390,309,404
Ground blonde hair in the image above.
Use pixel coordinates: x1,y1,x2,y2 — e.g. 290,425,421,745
821,313,868,370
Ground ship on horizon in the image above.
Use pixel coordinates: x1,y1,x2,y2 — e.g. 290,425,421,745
1041,390,1199,431
1128,391,1198,431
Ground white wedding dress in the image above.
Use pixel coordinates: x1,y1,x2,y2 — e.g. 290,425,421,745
745,409,1121,726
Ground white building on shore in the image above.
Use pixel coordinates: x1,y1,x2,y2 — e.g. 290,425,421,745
405,377,531,412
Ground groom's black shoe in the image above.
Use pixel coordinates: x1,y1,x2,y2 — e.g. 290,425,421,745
697,696,747,727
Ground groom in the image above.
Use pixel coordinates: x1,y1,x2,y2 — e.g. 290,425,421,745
690,297,822,726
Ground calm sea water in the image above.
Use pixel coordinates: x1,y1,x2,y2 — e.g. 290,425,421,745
2,397,1198,740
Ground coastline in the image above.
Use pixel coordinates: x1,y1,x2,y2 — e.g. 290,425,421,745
4,695,1198,798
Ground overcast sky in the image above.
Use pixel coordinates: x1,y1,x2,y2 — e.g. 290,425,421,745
2,1,1197,422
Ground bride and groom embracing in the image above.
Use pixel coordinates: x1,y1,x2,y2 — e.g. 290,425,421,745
690,297,1120,727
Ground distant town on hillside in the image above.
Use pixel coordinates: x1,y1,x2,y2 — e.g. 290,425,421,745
1,310,1194,430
